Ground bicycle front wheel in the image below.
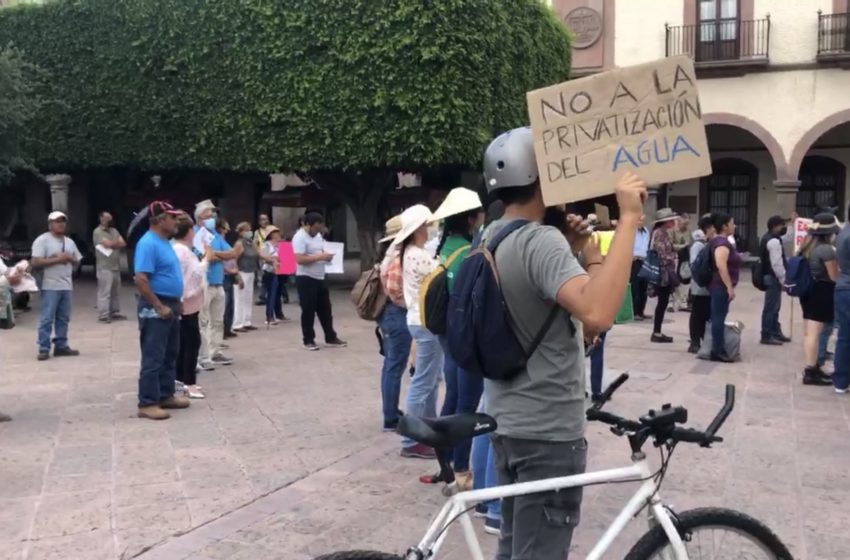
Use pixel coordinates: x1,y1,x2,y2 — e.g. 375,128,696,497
313,551,402,560
624,508,794,560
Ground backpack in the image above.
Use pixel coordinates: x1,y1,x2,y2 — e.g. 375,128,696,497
751,237,771,292
350,264,387,321
784,255,814,297
446,220,563,381
690,242,714,288
418,244,469,335
637,250,661,285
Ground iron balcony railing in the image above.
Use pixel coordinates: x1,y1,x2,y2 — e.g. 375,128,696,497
666,17,770,64
818,11,850,56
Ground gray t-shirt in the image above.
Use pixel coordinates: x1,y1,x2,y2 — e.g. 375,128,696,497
837,226,850,291
31,233,82,291
292,228,326,280
808,242,836,282
92,226,121,271
483,220,587,442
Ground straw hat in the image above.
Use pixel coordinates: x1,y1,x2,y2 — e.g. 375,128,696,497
808,213,840,236
379,215,403,243
391,205,433,247
429,187,483,223
654,208,679,224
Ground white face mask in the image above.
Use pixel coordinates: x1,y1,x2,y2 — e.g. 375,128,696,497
427,224,440,241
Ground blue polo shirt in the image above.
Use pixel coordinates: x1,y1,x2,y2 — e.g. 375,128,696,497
134,231,183,299
205,230,231,286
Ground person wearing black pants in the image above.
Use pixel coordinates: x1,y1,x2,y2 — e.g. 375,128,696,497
291,212,346,351
177,313,201,387
649,209,680,343
687,217,716,353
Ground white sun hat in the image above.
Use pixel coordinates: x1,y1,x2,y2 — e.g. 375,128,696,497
390,204,433,247
378,215,403,243
429,187,483,223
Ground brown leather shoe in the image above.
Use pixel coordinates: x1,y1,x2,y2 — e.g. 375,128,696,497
160,395,191,409
138,405,170,420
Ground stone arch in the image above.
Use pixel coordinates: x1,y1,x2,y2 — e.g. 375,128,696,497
703,112,790,180
788,109,850,180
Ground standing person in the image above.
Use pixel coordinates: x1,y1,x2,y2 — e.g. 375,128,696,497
480,127,646,560
254,214,272,305
292,212,346,350
630,215,650,320
832,206,850,393
422,188,485,488
218,219,243,340
688,215,715,353
798,214,839,386
31,211,83,361
759,215,793,345
708,213,742,363
392,204,442,460
233,222,259,332
194,201,241,368
172,215,211,399
93,211,127,323
649,208,680,343
670,214,692,312
133,201,190,420
377,215,411,432
0,257,22,421
259,227,288,326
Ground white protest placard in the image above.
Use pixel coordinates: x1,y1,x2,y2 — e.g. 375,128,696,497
527,55,712,206
793,218,813,252
323,242,345,274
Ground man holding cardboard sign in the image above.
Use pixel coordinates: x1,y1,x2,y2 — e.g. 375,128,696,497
526,55,712,206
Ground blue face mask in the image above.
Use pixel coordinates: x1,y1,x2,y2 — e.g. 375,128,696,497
203,217,216,231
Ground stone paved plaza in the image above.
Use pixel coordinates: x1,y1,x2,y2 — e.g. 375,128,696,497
1,280,849,560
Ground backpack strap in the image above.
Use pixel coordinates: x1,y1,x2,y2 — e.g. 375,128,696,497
525,304,561,359
442,244,470,267
486,219,531,253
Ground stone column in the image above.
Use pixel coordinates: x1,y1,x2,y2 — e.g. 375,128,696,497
45,174,71,214
644,184,661,220
774,180,800,219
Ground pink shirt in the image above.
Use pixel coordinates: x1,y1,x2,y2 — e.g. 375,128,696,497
173,242,208,315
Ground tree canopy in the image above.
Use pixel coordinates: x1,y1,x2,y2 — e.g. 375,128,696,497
0,45,41,183
0,0,571,173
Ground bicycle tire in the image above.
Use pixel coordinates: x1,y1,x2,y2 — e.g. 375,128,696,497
312,551,403,560
624,507,794,560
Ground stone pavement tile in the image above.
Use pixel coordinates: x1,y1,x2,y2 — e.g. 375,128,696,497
0,497,37,541
806,533,850,560
56,419,113,446
0,465,45,500
26,527,115,560
47,443,112,477
168,422,226,450
43,473,112,496
114,501,192,533
797,456,850,492
114,481,185,507
31,489,111,539
800,487,850,537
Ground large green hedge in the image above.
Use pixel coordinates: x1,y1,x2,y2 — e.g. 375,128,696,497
1,0,570,173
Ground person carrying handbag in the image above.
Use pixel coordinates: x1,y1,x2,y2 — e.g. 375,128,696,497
648,208,680,343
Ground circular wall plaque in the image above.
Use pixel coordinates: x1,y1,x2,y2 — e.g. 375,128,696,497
564,7,603,49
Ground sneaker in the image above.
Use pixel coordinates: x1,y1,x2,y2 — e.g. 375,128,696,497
175,380,187,394
760,338,783,346
835,387,849,394
473,503,488,518
303,342,320,351
326,339,347,348
687,342,700,354
223,331,237,339
198,361,216,372
710,352,735,363
232,327,247,333
244,325,258,331
484,517,501,536
110,314,128,321
186,385,205,399
0,411,11,423
803,367,832,386
53,347,80,357
37,351,50,361
97,317,112,324
212,355,233,365
138,405,170,420
400,443,436,460
776,334,792,343
160,395,191,409
650,334,673,343
382,420,399,433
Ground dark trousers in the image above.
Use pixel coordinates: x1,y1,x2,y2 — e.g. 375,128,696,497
439,336,484,472
834,289,850,390
177,312,200,386
137,297,180,407
689,295,711,346
630,260,648,316
223,275,235,333
493,435,587,560
653,285,672,333
710,288,731,356
589,331,607,396
761,275,783,340
262,271,288,320
295,276,337,344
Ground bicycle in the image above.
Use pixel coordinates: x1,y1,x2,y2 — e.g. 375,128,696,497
315,373,793,560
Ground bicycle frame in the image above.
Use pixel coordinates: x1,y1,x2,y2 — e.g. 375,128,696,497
409,453,689,560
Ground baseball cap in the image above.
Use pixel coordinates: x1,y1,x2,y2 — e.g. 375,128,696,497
47,211,67,221
148,201,182,218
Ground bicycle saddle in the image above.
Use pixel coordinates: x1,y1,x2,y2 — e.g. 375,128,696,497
397,413,497,449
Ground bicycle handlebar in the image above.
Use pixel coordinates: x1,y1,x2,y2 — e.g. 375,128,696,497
586,377,735,448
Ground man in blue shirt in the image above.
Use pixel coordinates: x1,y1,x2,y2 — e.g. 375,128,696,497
193,200,242,368
630,214,651,319
133,201,188,420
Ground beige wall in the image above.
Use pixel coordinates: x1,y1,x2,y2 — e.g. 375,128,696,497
756,0,834,64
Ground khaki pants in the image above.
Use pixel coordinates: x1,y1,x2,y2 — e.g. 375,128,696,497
200,285,226,361
96,269,121,319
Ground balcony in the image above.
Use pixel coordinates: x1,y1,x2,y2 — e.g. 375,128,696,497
666,17,770,73
818,11,850,60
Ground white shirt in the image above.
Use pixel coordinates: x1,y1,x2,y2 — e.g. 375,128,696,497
402,245,437,326
292,229,327,280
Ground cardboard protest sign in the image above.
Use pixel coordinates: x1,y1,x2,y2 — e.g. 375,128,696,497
793,218,813,253
593,203,611,227
276,242,297,275
527,55,712,206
